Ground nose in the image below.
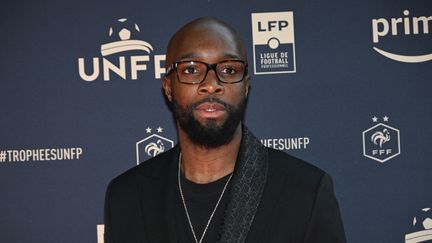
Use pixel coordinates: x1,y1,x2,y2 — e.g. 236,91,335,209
197,70,224,95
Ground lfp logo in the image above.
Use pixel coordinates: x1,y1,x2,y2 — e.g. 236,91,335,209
251,11,296,75
362,116,401,163
78,18,166,81
136,126,174,165
371,10,432,63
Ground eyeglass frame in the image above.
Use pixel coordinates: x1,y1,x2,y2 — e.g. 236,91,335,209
165,59,248,84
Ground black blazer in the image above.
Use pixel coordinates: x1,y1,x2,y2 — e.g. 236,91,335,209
104,146,346,242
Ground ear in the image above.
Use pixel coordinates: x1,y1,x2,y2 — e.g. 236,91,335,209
162,77,173,102
244,75,251,97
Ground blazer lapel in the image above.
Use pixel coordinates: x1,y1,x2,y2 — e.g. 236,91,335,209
218,127,269,242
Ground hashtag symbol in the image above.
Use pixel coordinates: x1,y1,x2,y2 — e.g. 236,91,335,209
0,151,7,162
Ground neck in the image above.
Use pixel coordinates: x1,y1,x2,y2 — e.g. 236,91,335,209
178,123,242,184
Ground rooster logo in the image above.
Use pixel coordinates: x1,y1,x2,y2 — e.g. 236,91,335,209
136,127,174,165
144,139,165,157
371,129,391,147
362,117,401,163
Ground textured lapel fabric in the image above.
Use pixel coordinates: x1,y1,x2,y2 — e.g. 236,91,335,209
218,126,269,242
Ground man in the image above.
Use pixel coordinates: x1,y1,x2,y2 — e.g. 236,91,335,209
104,17,346,243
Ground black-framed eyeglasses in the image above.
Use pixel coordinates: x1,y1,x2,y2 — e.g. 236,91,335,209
165,60,248,84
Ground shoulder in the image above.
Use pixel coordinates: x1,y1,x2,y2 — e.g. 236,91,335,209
107,146,178,192
266,147,325,177
259,149,345,242
265,147,328,190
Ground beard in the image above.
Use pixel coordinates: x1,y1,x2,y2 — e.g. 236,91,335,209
172,96,246,148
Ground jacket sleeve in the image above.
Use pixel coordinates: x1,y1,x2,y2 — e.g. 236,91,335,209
104,180,113,243
303,173,347,243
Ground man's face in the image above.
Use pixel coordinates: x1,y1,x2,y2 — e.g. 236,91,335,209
163,23,250,147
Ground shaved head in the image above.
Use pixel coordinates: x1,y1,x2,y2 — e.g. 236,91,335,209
162,17,250,148
165,17,247,66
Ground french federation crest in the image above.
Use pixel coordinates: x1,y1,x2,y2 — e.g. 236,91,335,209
362,116,401,163
136,127,174,165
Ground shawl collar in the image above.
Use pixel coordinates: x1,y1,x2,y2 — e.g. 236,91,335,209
218,126,269,242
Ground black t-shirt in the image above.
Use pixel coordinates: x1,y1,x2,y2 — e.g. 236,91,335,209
175,172,232,243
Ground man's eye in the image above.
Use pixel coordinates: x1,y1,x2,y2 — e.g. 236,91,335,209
182,66,200,74
221,66,237,75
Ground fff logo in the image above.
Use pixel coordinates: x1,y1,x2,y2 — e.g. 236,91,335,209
362,116,401,163
136,127,174,165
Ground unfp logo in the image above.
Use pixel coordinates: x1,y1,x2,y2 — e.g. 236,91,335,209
371,10,432,63
405,208,432,243
251,11,296,74
362,116,401,163
78,18,166,82
136,126,174,165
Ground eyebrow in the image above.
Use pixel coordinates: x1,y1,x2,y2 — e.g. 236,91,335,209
177,52,242,61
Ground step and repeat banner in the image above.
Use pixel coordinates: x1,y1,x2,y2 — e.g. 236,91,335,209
0,0,431,242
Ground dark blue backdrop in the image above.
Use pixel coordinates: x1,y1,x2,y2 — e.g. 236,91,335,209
1,0,431,242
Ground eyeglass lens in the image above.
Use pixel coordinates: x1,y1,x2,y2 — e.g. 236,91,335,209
176,61,245,83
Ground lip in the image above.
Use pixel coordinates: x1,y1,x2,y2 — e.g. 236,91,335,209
194,102,226,119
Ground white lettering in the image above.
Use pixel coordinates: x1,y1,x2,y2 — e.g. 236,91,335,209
260,137,310,150
372,10,431,43
154,55,166,79
372,149,392,156
78,57,100,81
372,18,389,43
2,148,84,162
413,16,432,34
103,57,126,80
130,55,149,80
